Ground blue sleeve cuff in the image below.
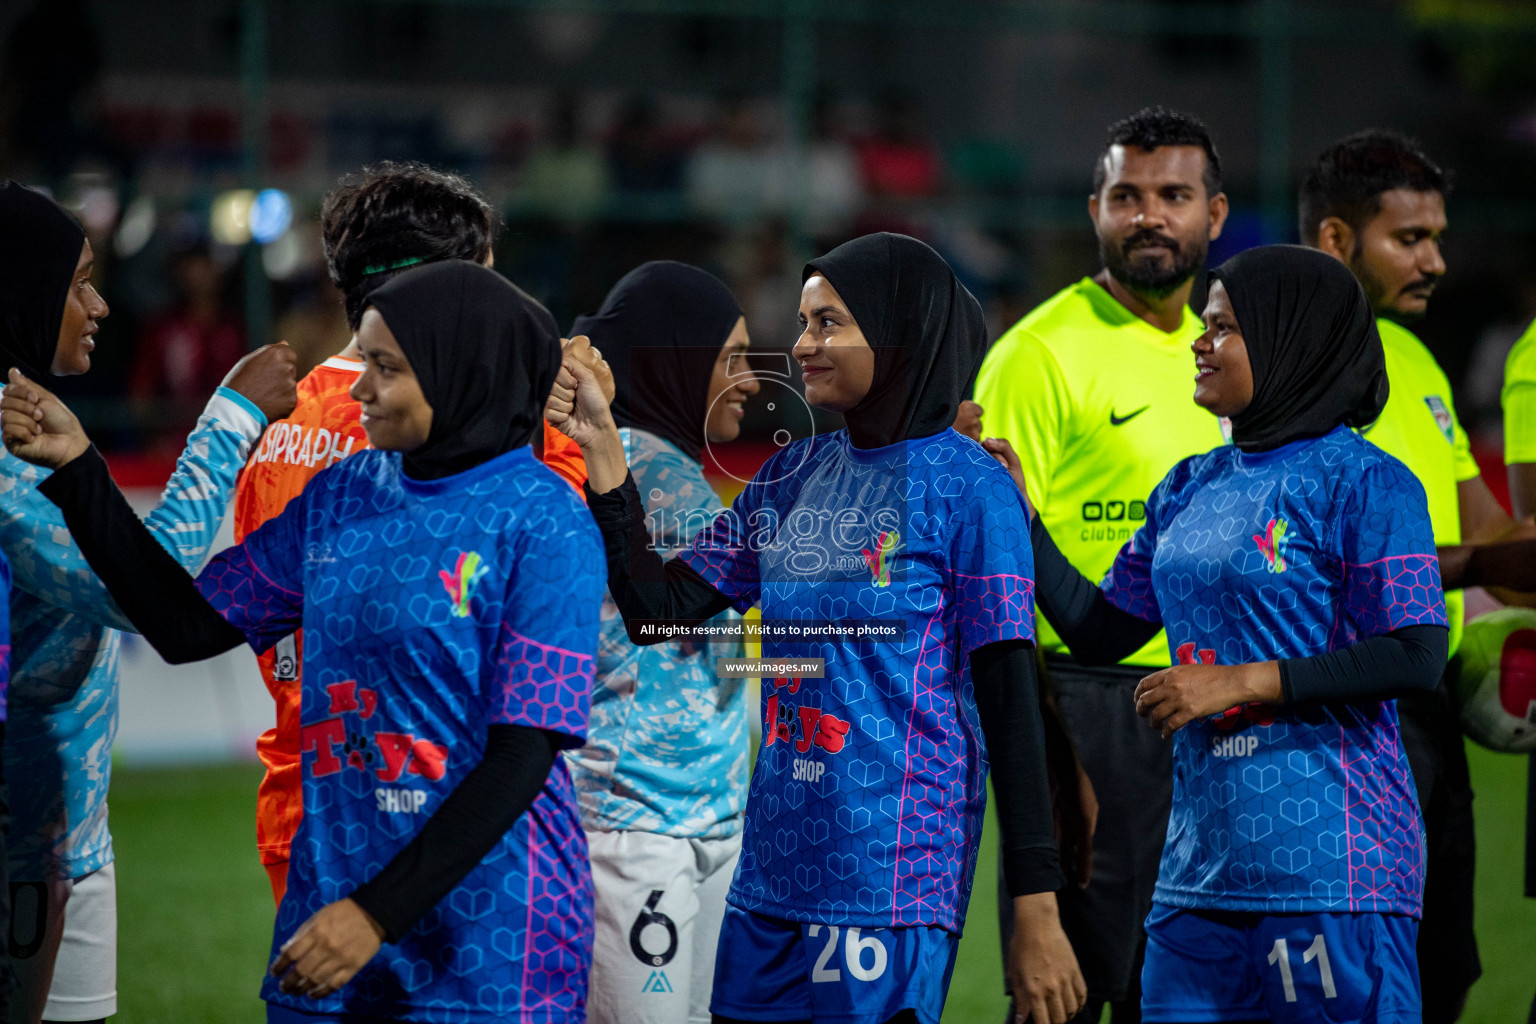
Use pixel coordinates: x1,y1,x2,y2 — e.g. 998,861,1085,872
214,386,267,428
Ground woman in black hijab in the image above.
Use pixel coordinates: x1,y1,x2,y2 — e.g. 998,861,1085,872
570,260,751,462
1012,245,1447,1024
1206,243,1387,452
563,262,764,1024
3,261,606,1019
0,180,98,379
547,233,1086,1024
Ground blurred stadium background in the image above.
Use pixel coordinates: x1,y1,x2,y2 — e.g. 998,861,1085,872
2,0,1533,1020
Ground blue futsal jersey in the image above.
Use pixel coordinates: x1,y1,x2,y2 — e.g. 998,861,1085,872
680,429,1035,933
197,447,602,1023
1101,426,1444,917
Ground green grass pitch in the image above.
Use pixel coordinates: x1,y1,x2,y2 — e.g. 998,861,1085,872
110,746,1533,1023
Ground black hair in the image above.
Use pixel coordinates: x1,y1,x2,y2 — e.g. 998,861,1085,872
320,161,498,330
1092,106,1223,197
1298,130,1452,245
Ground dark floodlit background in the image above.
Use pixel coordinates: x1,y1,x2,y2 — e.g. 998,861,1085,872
2,2,1533,1021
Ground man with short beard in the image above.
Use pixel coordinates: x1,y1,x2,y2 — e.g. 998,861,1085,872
1302,129,1528,1024
974,107,1228,1024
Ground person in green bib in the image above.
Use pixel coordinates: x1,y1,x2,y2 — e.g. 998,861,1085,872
1500,316,1536,1024
973,107,1229,1024
1301,128,1532,1024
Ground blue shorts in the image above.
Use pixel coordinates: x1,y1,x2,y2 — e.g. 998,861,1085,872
268,1007,397,1024
1141,904,1421,1024
710,906,960,1023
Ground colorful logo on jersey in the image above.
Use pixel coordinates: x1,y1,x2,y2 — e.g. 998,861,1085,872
1424,395,1454,444
440,551,490,618
641,970,674,993
862,530,900,587
1253,518,1290,573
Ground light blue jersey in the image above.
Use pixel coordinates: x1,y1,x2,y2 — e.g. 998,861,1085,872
1,387,265,881
566,428,749,840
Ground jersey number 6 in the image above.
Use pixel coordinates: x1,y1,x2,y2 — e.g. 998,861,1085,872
629,890,679,967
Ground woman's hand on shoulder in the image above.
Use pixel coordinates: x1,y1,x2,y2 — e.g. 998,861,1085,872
2,368,91,469
981,436,1032,514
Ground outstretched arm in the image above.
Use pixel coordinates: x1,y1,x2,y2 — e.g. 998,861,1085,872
547,336,734,639
3,372,248,660
979,437,1161,665
0,346,294,631
36,446,248,661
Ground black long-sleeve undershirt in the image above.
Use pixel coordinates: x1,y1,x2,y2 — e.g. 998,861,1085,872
38,446,568,940
1029,514,1161,665
584,473,732,640
587,472,1064,895
350,724,558,942
971,641,1067,897
38,446,247,662
1030,514,1448,700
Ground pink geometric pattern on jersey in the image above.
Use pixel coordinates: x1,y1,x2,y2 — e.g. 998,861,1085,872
0,643,10,721
1118,428,1438,917
196,544,303,653
520,800,594,1021
492,628,593,739
1331,554,1446,646
953,572,1035,656
1340,715,1425,913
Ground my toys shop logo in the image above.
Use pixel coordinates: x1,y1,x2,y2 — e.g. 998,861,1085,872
763,675,851,784
300,680,450,811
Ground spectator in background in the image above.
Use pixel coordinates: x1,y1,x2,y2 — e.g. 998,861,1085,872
803,94,866,240
607,96,687,198
685,95,789,225
856,88,943,201
517,91,610,224
130,241,245,447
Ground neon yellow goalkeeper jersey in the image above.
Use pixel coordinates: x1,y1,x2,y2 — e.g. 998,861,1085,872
1360,318,1479,656
975,277,1224,666
1502,318,1536,464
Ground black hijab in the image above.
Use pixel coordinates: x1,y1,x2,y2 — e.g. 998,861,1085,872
803,233,986,450
1211,244,1388,453
569,261,742,463
367,261,562,480
0,180,87,380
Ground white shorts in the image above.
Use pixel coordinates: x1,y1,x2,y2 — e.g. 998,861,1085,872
8,862,117,1023
586,830,742,1024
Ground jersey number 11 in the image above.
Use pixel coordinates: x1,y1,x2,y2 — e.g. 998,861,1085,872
1267,935,1337,1003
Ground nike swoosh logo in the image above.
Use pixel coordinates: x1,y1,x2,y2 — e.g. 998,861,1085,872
1109,405,1150,427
